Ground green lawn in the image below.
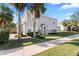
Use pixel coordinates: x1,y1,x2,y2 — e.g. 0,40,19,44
0,31,78,50
34,39,79,56
46,31,78,39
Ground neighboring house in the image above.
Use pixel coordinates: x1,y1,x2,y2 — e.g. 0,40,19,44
21,11,60,35
58,22,65,31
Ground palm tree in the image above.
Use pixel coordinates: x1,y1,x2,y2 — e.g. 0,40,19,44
27,3,46,37
0,13,6,29
0,3,13,30
10,3,27,39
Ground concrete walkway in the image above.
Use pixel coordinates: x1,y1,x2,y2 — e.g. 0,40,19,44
0,34,79,56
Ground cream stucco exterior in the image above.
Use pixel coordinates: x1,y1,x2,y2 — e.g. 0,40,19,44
21,11,60,35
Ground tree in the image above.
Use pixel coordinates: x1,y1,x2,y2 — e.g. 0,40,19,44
70,11,79,26
0,3,13,30
62,19,79,31
62,20,70,27
70,11,79,31
27,3,46,37
70,11,79,22
9,23,17,34
10,3,27,39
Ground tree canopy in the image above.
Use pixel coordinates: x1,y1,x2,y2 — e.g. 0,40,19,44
0,3,13,30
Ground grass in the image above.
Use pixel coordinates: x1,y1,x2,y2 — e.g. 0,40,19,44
0,31,78,50
46,31,78,39
45,31,79,40
34,39,79,56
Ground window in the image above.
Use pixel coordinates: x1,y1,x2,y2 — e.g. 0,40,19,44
53,21,55,24
28,29,31,32
53,30,57,33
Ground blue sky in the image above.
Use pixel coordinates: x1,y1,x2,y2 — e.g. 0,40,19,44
44,3,79,22
4,3,79,23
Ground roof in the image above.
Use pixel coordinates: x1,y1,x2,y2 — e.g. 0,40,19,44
23,11,57,21
40,16,57,21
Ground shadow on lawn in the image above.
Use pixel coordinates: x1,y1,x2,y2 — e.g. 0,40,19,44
77,52,79,56
0,38,36,55
66,42,79,46
0,38,55,50
0,39,24,56
65,39,79,46
47,32,78,37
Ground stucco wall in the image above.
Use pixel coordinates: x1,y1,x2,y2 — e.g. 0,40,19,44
21,11,59,35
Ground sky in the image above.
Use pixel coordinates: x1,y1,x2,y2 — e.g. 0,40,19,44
4,3,79,23
44,3,79,22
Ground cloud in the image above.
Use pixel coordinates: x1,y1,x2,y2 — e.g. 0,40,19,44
65,16,70,19
50,3,61,5
66,13,73,16
64,13,73,20
13,14,17,17
60,3,79,9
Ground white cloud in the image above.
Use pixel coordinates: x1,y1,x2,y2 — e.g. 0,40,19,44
13,14,17,17
65,16,70,19
64,13,73,20
66,13,73,16
50,3,61,5
60,3,79,9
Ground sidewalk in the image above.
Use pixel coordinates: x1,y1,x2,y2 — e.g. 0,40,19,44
0,34,79,56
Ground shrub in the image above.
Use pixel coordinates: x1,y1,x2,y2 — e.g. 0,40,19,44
27,32,33,37
27,32,38,37
36,35,45,39
21,33,26,37
0,30,9,43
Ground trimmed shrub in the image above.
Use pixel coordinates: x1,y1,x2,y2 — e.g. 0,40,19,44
27,32,33,37
0,30,9,43
36,35,45,39
21,33,26,37
27,32,38,37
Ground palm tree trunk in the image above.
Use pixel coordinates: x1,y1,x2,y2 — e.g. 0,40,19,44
2,18,5,30
33,17,36,38
18,11,21,39
2,22,4,29
33,11,36,38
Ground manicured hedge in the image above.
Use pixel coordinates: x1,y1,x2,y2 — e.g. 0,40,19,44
0,30,9,43
21,33,26,37
27,32,45,39
36,35,45,39
27,32,38,37
27,32,33,37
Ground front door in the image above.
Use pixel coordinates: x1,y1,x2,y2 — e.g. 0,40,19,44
40,24,47,35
